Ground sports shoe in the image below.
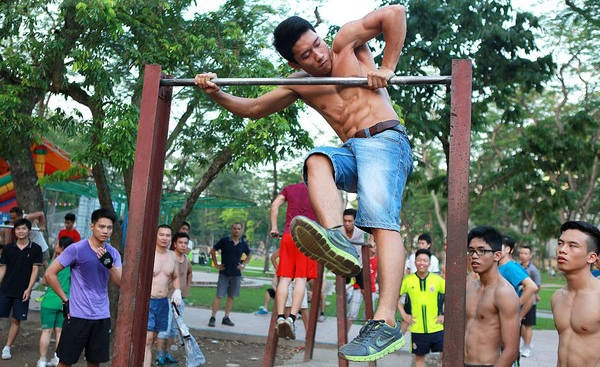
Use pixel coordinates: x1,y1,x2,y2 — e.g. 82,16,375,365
276,317,296,340
208,316,216,327
164,353,177,364
290,216,361,277
318,313,326,322
37,359,47,367
521,344,532,358
338,320,405,362
1,346,10,360
256,306,268,315
222,316,235,326
47,353,59,366
154,355,167,366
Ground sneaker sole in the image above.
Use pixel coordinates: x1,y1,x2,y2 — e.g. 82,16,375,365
277,322,296,340
339,335,405,362
290,216,360,277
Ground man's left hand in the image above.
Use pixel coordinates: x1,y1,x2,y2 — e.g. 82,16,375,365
366,68,395,89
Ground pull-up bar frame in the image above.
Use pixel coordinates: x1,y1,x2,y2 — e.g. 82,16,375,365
112,60,472,367
160,75,452,87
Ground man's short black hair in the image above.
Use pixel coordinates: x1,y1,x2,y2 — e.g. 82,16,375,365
415,248,431,258
91,208,117,224
560,221,600,254
468,226,503,252
58,236,74,249
180,221,191,229
343,208,357,218
273,16,316,62
418,233,432,245
173,232,190,242
64,213,76,222
13,218,31,231
158,224,172,232
502,235,516,254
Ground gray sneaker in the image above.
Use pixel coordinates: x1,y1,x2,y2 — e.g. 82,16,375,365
338,320,405,362
290,216,361,277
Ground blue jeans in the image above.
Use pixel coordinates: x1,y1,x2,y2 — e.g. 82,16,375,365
304,126,413,232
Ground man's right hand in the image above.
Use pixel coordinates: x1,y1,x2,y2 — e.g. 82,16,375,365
269,229,281,238
62,300,70,319
194,73,220,95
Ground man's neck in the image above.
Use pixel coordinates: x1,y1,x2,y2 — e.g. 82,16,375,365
155,245,168,253
16,238,29,247
478,267,501,286
565,267,597,291
498,256,510,266
231,236,240,243
416,270,429,279
89,237,105,249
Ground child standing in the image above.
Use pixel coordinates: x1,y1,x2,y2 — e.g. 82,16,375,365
37,237,73,367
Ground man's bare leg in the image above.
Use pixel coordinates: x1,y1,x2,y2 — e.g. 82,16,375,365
372,228,404,326
305,155,343,228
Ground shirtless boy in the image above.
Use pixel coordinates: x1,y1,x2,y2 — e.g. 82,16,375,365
195,5,411,360
143,225,182,367
464,226,520,367
551,221,600,367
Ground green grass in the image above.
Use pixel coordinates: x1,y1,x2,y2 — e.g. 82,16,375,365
533,316,556,330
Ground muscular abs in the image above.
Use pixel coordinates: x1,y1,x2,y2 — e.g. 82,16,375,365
464,281,503,365
151,251,176,298
293,46,398,141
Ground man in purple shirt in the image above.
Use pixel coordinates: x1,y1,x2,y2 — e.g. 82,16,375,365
44,208,122,367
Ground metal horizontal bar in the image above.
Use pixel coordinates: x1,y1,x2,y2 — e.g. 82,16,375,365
160,75,452,87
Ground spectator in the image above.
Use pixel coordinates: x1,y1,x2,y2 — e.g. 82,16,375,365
57,213,81,244
551,221,600,365
156,232,193,364
465,226,520,366
43,208,122,367
405,233,440,275
398,249,444,367
208,223,251,327
518,245,541,358
270,183,318,340
143,225,182,367
0,218,43,360
37,237,74,367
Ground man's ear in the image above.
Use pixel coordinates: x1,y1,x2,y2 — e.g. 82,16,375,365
586,251,598,265
288,60,302,70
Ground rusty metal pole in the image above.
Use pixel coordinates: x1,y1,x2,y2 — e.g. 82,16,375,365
304,263,324,362
112,64,172,366
335,275,349,367
443,59,472,367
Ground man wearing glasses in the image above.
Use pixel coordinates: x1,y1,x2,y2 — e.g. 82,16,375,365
464,226,520,367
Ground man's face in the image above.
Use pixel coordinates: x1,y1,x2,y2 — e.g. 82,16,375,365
557,229,597,272
231,224,243,237
290,30,332,77
14,224,30,240
174,237,189,254
64,220,74,230
179,224,190,233
417,240,430,250
90,218,113,244
343,215,355,232
156,227,172,248
467,237,500,274
9,212,18,223
519,248,532,264
415,253,430,273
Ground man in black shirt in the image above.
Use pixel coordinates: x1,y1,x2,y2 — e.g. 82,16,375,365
0,218,43,360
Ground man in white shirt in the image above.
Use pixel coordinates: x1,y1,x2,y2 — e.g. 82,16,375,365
405,233,440,274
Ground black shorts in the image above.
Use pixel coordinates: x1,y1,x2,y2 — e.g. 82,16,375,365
521,304,536,326
411,330,444,356
0,294,29,320
267,287,275,299
57,317,111,364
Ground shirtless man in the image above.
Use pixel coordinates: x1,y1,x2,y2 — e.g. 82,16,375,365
143,225,182,367
464,226,520,367
195,5,411,361
551,221,600,367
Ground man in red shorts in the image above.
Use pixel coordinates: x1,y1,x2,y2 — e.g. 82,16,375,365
270,182,318,340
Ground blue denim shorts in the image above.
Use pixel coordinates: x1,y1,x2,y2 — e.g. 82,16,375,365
303,125,413,232
158,301,185,339
147,297,169,332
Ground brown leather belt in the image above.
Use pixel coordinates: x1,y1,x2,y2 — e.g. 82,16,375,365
353,120,403,138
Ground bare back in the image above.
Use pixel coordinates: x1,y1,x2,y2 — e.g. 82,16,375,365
552,278,600,366
151,250,177,298
465,275,520,366
290,44,398,141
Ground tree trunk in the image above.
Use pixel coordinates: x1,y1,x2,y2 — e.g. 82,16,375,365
5,136,45,212
170,147,233,231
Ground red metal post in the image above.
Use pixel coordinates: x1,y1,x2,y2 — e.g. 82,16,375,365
335,275,349,367
112,64,172,366
442,59,472,367
303,263,324,362
262,299,280,367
